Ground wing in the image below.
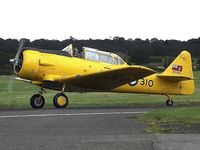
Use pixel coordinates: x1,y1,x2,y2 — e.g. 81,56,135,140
54,65,155,90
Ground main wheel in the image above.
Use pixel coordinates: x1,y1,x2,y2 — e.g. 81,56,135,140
166,99,173,106
53,93,68,108
30,94,45,109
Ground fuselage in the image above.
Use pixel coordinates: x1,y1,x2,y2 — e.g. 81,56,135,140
111,74,194,95
17,50,195,95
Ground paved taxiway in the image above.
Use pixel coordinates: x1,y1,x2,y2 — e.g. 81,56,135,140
0,108,199,150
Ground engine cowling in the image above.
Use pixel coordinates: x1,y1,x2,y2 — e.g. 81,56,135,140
17,50,40,81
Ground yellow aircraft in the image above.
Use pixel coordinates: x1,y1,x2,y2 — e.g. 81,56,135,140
9,39,195,108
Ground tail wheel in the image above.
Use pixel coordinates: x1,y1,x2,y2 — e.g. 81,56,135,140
30,94,45,109
166,99,174,106
53,93,68,108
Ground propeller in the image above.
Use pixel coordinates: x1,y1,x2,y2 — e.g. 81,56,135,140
8,38,26,93
7,73,14,93
9,38,26,73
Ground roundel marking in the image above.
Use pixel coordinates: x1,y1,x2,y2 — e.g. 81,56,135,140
129,80,138,86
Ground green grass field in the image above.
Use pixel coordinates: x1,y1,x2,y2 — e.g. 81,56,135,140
138,107,200,133
0,71,200,108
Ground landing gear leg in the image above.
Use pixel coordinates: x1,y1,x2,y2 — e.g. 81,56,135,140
53,84,69,108
165,95,174,106
30,87,45,109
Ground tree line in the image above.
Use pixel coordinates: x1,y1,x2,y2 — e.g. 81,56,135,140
0,37,200,74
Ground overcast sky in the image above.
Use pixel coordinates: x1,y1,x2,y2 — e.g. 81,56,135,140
0,0,200,41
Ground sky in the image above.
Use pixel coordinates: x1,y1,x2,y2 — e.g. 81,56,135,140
0,0,200,41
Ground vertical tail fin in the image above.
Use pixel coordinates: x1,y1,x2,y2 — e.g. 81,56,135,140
157,50,195,95
158,50,194,81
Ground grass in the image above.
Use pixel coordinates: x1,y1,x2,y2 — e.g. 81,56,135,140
0,71,200,108
140,108,200,124
138,107,200,133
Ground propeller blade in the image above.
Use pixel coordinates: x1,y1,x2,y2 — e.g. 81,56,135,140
9,38,26,74
7,77,14,94
7,71,15,94
7,38,26,92
15,38,26,60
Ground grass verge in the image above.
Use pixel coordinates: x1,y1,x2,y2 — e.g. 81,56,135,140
138,107,200,133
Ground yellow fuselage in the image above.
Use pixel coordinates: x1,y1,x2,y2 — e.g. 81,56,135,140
112,75,194,95
18,50,195,95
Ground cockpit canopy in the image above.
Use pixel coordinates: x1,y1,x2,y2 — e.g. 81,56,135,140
62,44,125,65
83,47,125,65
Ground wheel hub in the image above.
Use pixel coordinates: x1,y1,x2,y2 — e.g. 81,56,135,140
57,96,66,106
35,97,43,106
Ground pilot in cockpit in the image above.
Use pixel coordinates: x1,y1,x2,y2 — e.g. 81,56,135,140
62,44,81,58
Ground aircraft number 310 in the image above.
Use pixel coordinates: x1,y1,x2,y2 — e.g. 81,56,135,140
140,78,154,87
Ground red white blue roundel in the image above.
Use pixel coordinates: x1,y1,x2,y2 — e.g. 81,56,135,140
129,80,138,86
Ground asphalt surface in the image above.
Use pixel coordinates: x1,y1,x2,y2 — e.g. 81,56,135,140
0,108,199,150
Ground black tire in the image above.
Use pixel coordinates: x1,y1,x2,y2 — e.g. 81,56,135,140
30,94,45,109
53,93,68,108
166,99,173,106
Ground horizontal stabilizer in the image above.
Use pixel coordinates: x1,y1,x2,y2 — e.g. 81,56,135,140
157,74,194,81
